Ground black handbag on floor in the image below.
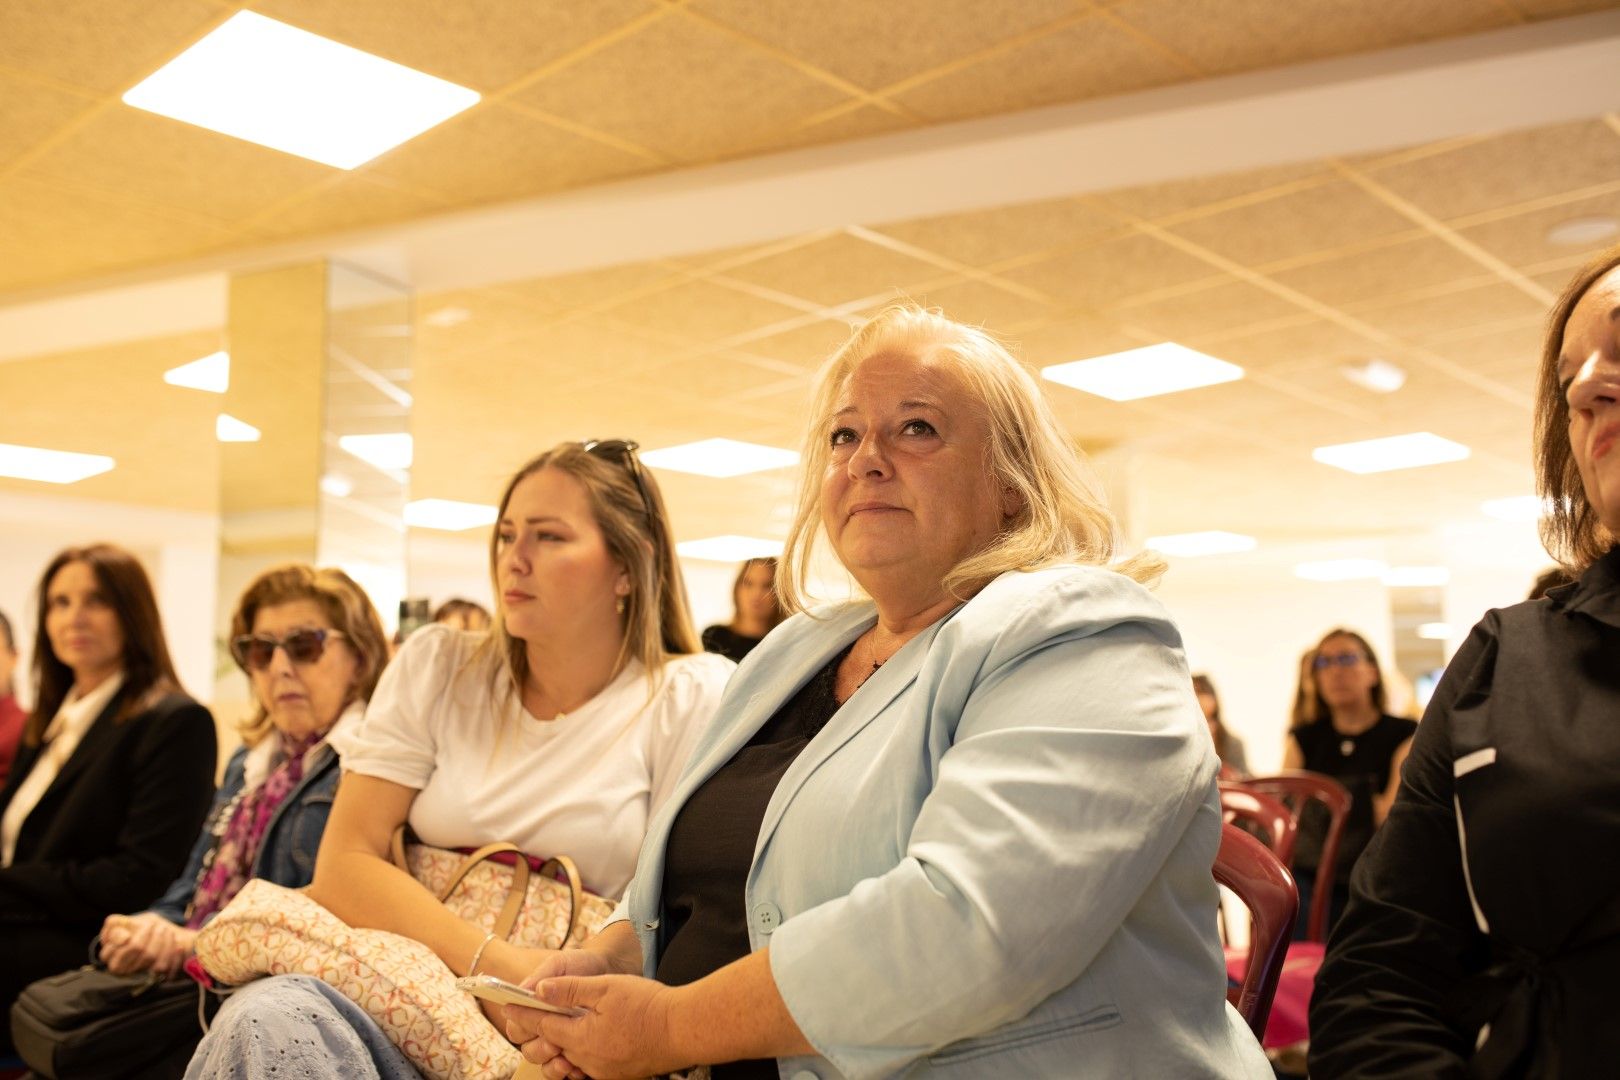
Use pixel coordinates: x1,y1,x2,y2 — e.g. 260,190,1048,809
9,965,211,1079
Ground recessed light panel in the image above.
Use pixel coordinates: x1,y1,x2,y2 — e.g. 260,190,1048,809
1312,432,1470,474
164,350,229,393
216,414,261,443
1294,558,1388,582
122,12,480,169
641,439,800,478
1416,622,1453,641
0,442,115,484
1383,566,1450,587
1041,343,1244,402
676,535,785,562
405,498,498,531
1143,530,1257,557
339,433,412,471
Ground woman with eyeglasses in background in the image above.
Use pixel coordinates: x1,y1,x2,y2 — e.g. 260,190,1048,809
186,440,733,1079
22,564,390,1075
1281,628,1415,940
0,543,216,1054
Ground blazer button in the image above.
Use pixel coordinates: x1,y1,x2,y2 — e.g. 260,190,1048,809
751,901,782,934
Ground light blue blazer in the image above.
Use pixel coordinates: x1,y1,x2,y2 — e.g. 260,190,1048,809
617,566,1269,1079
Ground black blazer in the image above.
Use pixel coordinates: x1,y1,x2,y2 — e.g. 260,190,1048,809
0,685,216,928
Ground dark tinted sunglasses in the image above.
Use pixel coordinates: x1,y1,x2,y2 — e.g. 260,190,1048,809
231,628,346,672
582,438,653,521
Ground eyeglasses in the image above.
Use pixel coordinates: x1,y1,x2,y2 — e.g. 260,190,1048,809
1312,652,1367,670
231,628,346,672
582,438,653,522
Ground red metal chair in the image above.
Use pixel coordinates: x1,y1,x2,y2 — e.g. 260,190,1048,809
1243,771,1352,942
1218,782,1298,864
1213,823,1298,1038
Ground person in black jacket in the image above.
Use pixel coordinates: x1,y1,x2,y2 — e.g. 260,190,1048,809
700,557,786,663
1310,244,1620,1077
0,543,216,1050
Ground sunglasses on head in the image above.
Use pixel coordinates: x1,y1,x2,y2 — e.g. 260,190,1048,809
582,438,653,522
1312,652,1366,670
231,628,346,672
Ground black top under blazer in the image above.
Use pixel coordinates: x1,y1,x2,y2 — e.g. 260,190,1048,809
0,684,216,929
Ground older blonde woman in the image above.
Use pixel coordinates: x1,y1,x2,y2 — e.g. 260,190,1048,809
507,306,1270,1079
1309,246,1620,1077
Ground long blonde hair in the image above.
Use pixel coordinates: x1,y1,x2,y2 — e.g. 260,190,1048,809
477,442,700,701
777,304,1160,612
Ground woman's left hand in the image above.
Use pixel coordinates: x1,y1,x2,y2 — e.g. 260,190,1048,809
508,974,686,1080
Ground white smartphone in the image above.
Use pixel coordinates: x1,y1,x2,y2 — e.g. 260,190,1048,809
454,975,583,1016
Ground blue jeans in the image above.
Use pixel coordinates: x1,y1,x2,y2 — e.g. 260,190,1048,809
184,975,423,1079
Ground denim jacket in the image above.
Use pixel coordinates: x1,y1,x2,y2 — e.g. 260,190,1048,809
148,712,352,927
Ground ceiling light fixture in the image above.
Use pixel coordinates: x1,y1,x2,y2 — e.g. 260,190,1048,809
1338,357,1407,395
319,473,354,498
676,535,785,562
1545,216,1620,247
1041,343,1244,402
641,438,799,478
1143,530,1258,557
404,498,498,531
422,306,472,328
216,414,261,442
1416,622,1453,641
1383,566,1450,587
163,350,230,393
1312,432,1470,474
1294,558,1388,582
122,11,480,169
339,433,413,471
1480,495,1547,522
0,442,115,484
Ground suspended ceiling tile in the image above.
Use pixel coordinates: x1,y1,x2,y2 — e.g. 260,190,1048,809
508,14,849,163
748,104,915,155
361,101,654,205
1359,120,1620,221
0,176,235,292
412,288,561,359
1267,236,1493,310
1113,278,1311,340
249,0,658,93
997,231,1224,309
249,175,450,240
1097,163,1330,223
688,0,1080,91
727,318,859,371
891,13,1190,122
1189,317,1391,372
1164,180,1420,268
632,351,805,402
872,197,1127,270
0,74,97,168
1010,314,1146,368
493,262,687,316
1452,189,1620,269
20,107,337,225
1350,281,1549,342
716,232,953,308
1108,0,1510,76
598,279,813,347
0,0,224,95
895,278,1057,332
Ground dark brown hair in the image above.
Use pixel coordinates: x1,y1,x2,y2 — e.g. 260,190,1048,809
480,442,700,701
230,564,390,748
27,544,181,747
731,557,786,633
1535,244,1620,571
1303,628,1387,725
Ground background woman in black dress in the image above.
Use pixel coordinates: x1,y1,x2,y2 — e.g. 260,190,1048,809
700,557,786,663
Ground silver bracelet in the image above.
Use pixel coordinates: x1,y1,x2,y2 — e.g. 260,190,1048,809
468,931,496,976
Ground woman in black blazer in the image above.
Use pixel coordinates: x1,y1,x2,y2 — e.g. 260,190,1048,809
0,543,215,1049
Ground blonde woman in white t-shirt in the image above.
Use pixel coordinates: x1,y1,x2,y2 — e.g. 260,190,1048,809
185,440,734,1080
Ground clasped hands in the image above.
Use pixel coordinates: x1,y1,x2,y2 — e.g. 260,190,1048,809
99,912,197,977
500,950,688,1080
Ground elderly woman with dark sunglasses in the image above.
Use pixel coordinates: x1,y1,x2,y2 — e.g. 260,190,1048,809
184,440,732,1079
98,565,388,981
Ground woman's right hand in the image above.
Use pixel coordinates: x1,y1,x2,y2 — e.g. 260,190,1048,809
99,912,196,977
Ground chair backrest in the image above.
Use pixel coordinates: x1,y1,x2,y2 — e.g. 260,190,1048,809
1243,771,1352,942
1213,822,1298,1038
1218,783,1298,864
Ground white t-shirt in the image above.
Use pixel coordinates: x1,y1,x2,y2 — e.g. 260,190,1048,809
335,624,732,898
